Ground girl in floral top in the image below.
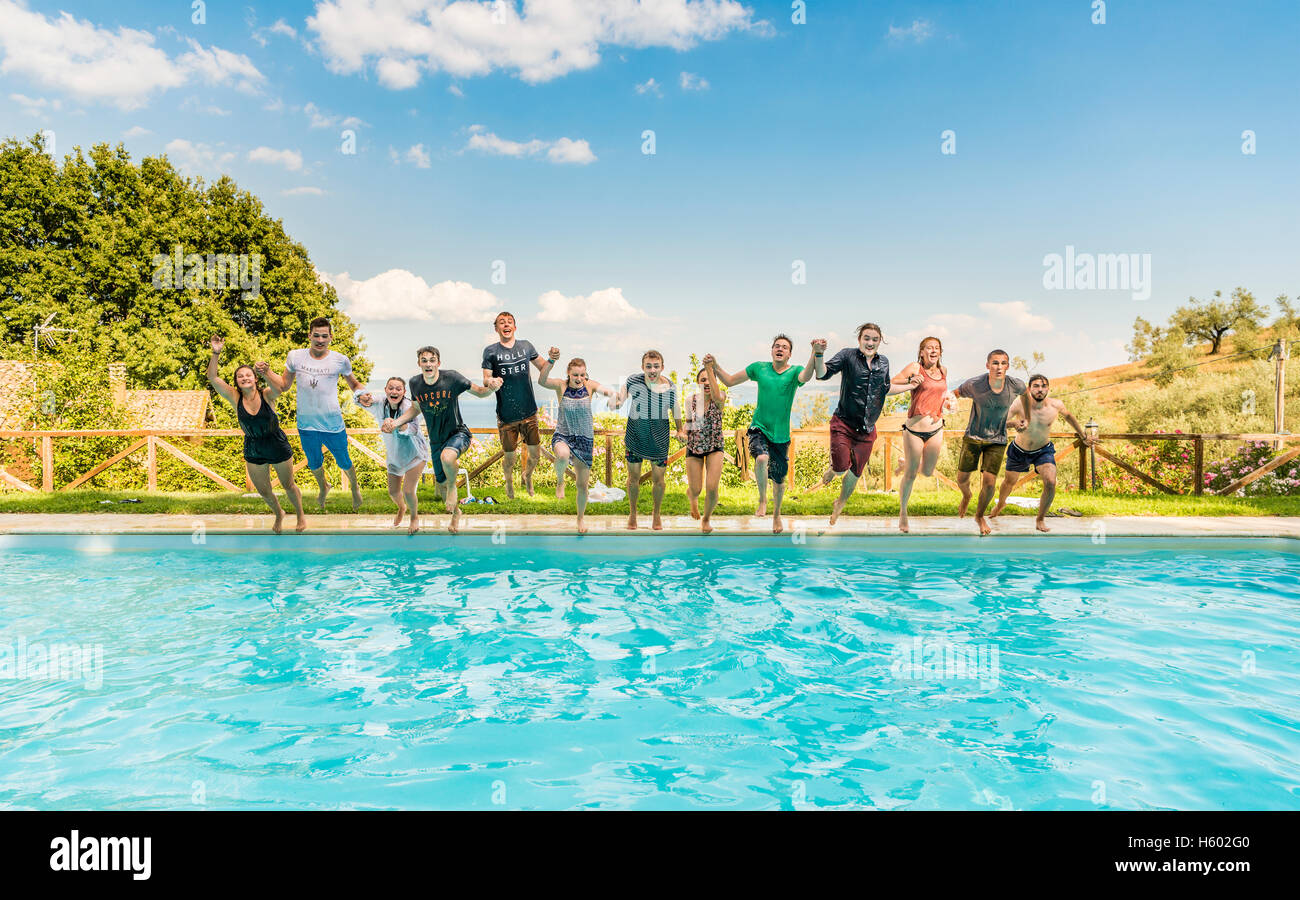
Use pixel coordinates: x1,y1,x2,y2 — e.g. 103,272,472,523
685,365,727,533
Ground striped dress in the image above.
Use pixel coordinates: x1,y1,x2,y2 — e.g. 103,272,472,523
624,373,678,463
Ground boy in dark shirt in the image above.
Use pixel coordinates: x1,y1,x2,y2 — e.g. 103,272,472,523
481,312,547,498
386,346,501,533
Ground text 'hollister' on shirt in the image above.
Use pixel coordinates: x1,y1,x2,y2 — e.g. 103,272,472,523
959,374,1026,444
482,340,539,424
286,348,352,433
409,370,471,446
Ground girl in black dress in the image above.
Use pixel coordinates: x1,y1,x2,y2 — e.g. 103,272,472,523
207,336,307,533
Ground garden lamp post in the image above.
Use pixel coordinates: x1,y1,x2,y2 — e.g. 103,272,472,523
1085,419,1099,491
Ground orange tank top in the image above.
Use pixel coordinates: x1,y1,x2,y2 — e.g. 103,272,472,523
908,366,947,418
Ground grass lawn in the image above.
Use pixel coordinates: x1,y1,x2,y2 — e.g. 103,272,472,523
3,485,1298,517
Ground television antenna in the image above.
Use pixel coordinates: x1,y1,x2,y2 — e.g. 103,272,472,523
33,313,78,358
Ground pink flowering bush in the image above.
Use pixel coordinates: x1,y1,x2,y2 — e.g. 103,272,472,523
1205,441,1300,496
1096,430,1195,494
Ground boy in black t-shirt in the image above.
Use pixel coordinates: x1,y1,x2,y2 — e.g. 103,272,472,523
386,346,501,533
481,311,547,498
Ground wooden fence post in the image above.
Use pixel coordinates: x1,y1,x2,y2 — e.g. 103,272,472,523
1193,436,1204,496
605,433,612,485
147,435,157,491
41,435,53,491
1077,438,1087,491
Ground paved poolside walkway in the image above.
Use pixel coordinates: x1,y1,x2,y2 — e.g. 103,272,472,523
1,513,1297,538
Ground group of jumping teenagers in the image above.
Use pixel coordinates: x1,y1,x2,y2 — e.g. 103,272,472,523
206,312,1099,536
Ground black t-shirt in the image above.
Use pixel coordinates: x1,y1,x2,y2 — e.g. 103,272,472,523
409,370,472,446
481,339,539,423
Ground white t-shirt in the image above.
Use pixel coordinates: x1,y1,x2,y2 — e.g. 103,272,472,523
286,348,352,432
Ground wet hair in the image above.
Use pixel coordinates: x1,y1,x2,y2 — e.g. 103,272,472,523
771,334,793,351
566,358,587,375
987,348,1010,363
857,322,883,339
494,311,515,328
918,336,943,365
309,316,332,333
416,345,440,362
642,350,663,364
1028,373,1049,388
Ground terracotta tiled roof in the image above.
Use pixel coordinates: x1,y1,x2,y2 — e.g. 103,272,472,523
124,390,209,430
0,361,209,430
0,361,38,429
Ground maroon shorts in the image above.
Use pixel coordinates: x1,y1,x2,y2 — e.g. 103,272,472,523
830,415,876,477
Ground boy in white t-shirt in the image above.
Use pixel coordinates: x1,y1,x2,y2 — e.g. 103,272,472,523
259,317,367,511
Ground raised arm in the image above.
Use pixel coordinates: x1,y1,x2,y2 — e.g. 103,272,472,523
537,347,566,391
206,337,238,407
803,339,827,382
700,364,726,408
256,359,290,392
586,378,617,400
344,372,363,392
704,354,748,388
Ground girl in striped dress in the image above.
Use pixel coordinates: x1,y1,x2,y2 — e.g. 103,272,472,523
537,347,616,534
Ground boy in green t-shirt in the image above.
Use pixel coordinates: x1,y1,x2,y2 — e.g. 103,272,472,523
705,334,825,533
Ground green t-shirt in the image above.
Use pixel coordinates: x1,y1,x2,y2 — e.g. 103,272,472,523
746,361,804,444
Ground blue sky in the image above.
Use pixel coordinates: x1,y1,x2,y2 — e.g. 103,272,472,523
2,0,1297,421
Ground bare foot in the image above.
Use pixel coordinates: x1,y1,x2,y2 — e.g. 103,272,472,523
408,514,420,535
830,497,847,525
505,481,515,500
447,504,460,534
295,515,307,533
701,515,713,535
392,504,406,526
524,469,534,496
317,481,330,511
898,518,910,534
652,514,663,531
351,488,363,512
990,501,1005,518
577,518,588,535
1036,518,1050,533
272,513,284,534
772,516,784,535
976,515,991,536
755,503,767,517
627,513,638,530
556,485,565,500
957,494,971,518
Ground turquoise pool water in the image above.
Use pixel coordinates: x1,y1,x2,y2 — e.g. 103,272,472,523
0,535,1296,810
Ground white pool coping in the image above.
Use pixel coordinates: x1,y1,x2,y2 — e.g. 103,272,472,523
1,513,1297,538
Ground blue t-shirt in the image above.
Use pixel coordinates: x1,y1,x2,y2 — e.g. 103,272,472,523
481,340,539,423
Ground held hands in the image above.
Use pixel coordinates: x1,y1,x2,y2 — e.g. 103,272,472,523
548,346,561,362
254,360,270,376
675,427,688,443
381,418,397,434
357,392,374,407
702,353,716,370
811,338,827,355
486,376,504,391
209,335,224,354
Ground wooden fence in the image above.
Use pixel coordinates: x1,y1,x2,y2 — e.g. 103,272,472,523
1,427,1297,497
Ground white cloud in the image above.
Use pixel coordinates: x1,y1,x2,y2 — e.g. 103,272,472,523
304,101,363,129
537,288,648,324
321,269,499,323
306,0,759,87
9,92,61,114
263,98,285,112
979,301,1053,332
465,128,595,165
122,125,151,137
0,2,264,109
282,186,326,196
679,71,709,91
406,144,431,168
180,96,231,116
635,77,662,96
163,138,236,175
376,56,421,89
447,84,463,97
887,19,935,44
270,20,298,39
248,146,304,171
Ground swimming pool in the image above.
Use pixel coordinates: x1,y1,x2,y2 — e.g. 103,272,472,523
0,534,1296,810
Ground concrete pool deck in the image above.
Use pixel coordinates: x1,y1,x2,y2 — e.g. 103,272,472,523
1,513,1297,538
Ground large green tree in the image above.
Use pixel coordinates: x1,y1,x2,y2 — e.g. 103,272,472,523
0,133,369,410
